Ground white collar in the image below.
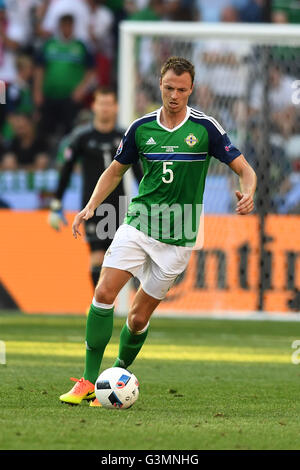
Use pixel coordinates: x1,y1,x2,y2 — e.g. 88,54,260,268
157,106,191,132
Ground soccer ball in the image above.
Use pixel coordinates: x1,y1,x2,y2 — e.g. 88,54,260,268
95,367,139,409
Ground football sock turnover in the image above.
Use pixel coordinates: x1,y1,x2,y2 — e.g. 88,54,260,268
113,320,149,369
83,302,114,384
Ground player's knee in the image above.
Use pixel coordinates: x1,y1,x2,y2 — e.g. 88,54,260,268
94,284,116,305
128,311,148,334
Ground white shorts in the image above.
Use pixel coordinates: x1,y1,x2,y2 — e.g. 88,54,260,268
102,224,192,300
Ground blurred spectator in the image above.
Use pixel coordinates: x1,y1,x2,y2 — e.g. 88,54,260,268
2,54,35,146
249,64,298,139
271,6,300,80
127,0,163,20
105,0,127,63
4,0,39,51
194,84,236,133
193,6,249,99
124,0,149,15
247,55,300,214
238,0,263,22
274,172,300,214
125,0,163,21
195,0,235,22
88,0,115,86
134,88,158,117
0,2,20,132
106,0,125,10
220,5,240,22
272,0,300,24
195,0,263,22
245,121,293,213
272,9,288,24
126,1,163,105
39,1,114,85
39,0,91,44
39,0,115,52
34,14,95,141
0,2,20,85
1,113,50,170
160,1,185,21
160,0,194,21
193,6,250,132
6,54,35,116
88,0,114,55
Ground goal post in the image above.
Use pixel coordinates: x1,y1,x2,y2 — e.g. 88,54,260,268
116,21,300,319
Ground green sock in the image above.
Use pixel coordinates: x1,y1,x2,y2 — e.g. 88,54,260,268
113,321,149,369
83,303,114,384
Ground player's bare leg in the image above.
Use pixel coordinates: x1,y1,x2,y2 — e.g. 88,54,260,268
94,267,133,303
127,287,161,333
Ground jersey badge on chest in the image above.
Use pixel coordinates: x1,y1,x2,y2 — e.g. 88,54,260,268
185,134,198,147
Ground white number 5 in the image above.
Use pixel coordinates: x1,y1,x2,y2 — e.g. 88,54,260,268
162,161,174,184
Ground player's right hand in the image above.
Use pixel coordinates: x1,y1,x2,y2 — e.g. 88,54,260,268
72,206,94,239
48,199,68,231
235,191,254,215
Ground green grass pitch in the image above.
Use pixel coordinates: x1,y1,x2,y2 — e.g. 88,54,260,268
0,312,300,450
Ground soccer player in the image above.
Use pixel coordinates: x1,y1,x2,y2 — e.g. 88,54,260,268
59,57,256,407
49,87,142,287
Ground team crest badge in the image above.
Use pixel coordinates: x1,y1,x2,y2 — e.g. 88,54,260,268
116,139,123,156
185,134,198,147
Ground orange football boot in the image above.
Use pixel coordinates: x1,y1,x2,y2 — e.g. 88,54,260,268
59,377,95,405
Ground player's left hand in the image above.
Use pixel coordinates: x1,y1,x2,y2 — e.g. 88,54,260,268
235,191,254,215
72,206,94,239
48,199,68,230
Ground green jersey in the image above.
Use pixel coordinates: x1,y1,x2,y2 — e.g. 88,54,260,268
115,107,241,247
38,38,93,99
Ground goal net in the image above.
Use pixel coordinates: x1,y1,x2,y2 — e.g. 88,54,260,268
117,21,300,318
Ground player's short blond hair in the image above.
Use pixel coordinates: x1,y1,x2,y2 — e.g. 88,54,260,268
160,57,195,85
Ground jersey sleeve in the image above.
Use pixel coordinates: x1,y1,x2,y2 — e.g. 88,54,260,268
205,118,241,164
114,123,139,165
